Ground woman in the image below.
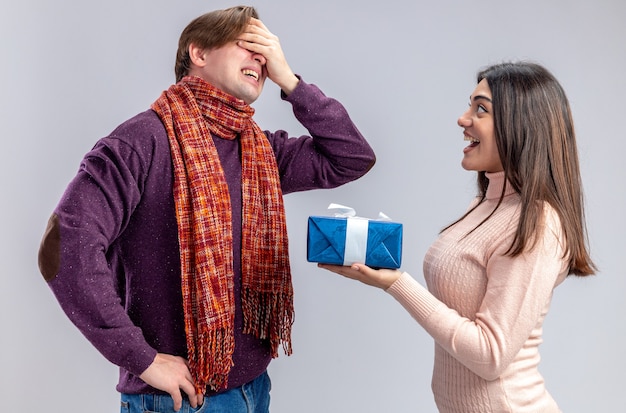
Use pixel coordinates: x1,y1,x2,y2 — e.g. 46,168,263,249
319,62,595,412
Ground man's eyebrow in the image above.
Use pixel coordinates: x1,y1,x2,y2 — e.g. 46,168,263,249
470,94,493,103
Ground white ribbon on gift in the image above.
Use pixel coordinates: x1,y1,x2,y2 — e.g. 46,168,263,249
327,203,392,266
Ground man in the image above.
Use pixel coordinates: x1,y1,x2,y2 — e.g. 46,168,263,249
38,6,375,413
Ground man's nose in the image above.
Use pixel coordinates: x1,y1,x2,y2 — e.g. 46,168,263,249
252,52,266,66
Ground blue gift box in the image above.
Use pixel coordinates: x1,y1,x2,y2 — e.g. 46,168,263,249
307,215,403,269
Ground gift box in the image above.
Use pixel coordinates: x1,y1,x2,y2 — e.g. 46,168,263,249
307,204,403,269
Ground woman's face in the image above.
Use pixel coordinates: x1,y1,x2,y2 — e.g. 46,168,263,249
457,78,503,173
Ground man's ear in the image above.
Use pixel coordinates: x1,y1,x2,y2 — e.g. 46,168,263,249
188,43,207,68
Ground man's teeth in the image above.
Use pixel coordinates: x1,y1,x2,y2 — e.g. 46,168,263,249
464,135,480,143
242,69,259,80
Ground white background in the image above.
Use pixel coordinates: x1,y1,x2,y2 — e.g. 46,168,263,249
2,1,624,412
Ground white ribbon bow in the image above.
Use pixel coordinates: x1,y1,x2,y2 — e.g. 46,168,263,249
326,203,392,265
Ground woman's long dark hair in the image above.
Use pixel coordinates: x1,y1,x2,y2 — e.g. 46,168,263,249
446,62,595,276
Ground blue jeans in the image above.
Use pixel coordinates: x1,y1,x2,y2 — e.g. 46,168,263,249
120,371,271,413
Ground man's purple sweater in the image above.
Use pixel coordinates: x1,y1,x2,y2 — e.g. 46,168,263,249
39,78,375,395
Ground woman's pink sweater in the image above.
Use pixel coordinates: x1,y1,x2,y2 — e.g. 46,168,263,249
387,172,568,412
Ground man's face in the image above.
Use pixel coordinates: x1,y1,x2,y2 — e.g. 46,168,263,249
194,40,267,104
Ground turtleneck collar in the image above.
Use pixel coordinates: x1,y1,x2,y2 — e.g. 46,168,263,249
485,171,517,200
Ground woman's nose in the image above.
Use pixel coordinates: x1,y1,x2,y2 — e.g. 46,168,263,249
457,110,472,128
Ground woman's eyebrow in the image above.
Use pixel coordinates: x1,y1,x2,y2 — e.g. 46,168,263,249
471,94,493,103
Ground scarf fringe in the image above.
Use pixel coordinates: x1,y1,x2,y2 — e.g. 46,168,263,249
189,327,235,393
242,288,294,357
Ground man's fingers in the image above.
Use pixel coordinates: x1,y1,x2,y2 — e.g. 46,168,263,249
170,389,183,412
139,353,201,411
179,379,198,408
240,19,278,45
248,17,269,31
196,392,205,407
238,30,273,48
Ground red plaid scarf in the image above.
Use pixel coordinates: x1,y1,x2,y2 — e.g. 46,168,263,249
151,76,293,393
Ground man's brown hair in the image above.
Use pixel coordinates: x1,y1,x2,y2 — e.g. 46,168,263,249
175,6,259,82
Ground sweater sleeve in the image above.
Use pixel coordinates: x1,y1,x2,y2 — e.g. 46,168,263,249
266,76,376,194
386,209,569,381
38,133,158,376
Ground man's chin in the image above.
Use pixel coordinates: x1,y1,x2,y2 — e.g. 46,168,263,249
241,89,263,105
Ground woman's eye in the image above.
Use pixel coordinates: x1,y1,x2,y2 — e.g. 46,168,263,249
468,102,488,114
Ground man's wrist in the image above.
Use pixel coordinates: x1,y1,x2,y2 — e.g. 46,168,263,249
279,74,300,96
